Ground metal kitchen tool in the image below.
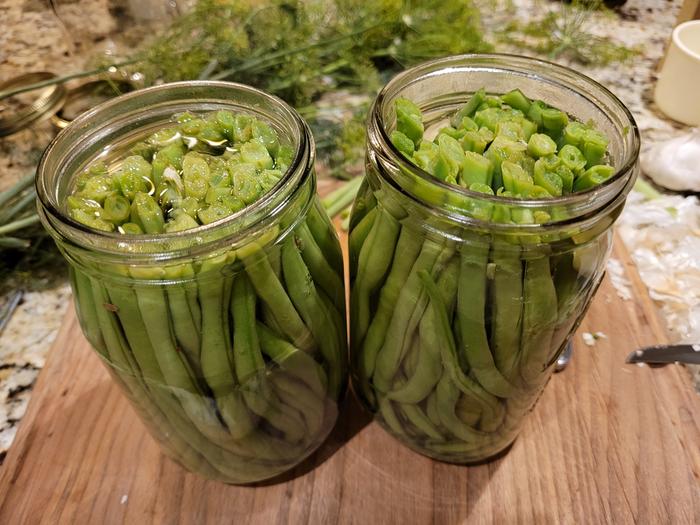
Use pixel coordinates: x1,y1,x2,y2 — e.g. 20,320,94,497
555,341,573,372
626,344,700,365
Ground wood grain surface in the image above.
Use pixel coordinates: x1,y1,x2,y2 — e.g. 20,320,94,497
1,230,699,524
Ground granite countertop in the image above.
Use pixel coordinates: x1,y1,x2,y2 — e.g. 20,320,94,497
0,0,695,462
0,0,149,460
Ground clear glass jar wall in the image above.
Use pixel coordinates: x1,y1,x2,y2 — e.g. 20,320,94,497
37,82,347,483
349,55,639,463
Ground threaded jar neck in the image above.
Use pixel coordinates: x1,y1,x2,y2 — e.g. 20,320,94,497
366,54,640,237
36,81,315,266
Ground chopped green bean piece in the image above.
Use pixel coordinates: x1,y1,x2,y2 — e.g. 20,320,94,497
67,109,292,234
434,134,465,182
103,194,131,224
450,88,486,127
70,208,114,232
458,116,479,132
241,141,274,170
501,161,535,195
81,175,116,204
541,108,569,135
475,107,505,132
527,133,557,158
563,121,587,148
396,97,424,145
555,164,575,194
391,130,415,157
527,100,548,128
533,169,563,197
469,182,494,195
495,120,524,141
582,129,609,167
461,151,493,187
502,88,531,113
573,164,615,191
460,130,488,154
437,126,467,141
558,144,587,174
119,222,143,234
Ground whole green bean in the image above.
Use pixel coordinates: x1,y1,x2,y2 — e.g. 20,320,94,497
457,241,516,398
306,199,344,274
455,394,482,427
360,226,424,382
107,279,302,467
165,265,202,376
350,207,400,348
85,280,226,479
401,337,420,378
435,374,487,443
231,273,308,444
372,239,452,393
295,222,345,312
241,244,315,353
90,280,143,380
386,253,459,404
378,397,407,438
425,390,443,430
134,284,241,441
70,268,107,357
490,240,524,383
387,324,443,404
231,274,265,381
518,254,558,385
271,372,327,439
348,177,377,231
257,321,327,397
348,207,378,279
399,402,445,441
281,238,345,398
196,262,256,440
418,270,505,432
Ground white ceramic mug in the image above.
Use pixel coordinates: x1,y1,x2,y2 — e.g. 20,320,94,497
654,20,700,126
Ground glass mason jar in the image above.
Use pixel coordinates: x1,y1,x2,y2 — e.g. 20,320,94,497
37,82,347,483
349,55,639,463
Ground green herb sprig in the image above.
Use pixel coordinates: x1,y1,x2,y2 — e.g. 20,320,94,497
496,0,639,65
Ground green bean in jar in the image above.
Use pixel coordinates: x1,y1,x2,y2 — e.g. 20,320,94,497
349,55,639,464
37,81,347,484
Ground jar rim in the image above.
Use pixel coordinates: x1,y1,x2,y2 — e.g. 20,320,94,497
36,81,315,261
368,53,640,228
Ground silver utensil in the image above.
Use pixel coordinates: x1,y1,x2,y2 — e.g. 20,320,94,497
626,344,700,365
555,341,573,372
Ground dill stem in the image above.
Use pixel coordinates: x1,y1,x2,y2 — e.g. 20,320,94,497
210,22,383,80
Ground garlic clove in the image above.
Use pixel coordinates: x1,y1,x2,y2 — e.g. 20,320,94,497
641,129,700,192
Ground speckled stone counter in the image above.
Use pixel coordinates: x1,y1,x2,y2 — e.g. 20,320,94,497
0,0,139,461
0,0,693,462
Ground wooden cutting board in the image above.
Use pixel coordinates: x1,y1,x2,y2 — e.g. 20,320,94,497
1,225,699,524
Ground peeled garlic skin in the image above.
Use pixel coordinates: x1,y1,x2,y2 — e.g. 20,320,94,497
641,129,700,192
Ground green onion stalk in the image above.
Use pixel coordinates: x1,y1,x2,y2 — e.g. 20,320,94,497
348,77,637,463
38,86,348,484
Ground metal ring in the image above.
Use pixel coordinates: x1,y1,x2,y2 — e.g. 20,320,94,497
50,79,136,130
0,72,67,137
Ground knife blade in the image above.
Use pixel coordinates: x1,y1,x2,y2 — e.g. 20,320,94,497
626,344,700,365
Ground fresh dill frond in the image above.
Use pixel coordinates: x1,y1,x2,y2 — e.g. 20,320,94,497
130,0,490,107
496,0,639,66
122,0,492,180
